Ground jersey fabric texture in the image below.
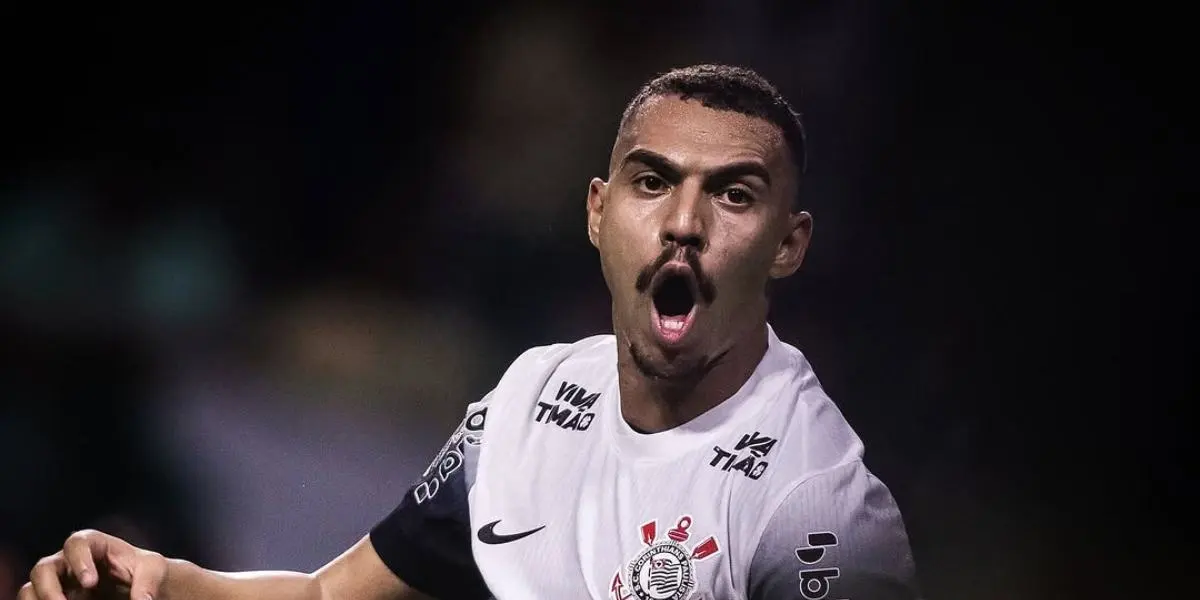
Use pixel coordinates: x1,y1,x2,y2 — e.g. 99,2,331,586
370,326,919,600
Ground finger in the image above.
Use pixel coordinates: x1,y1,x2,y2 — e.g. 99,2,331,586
62,530,107,588
28,554,68,600
128,552,167,600
17,581,36,600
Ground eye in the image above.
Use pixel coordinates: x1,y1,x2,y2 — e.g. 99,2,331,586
633,174,669,194
719,187,754,206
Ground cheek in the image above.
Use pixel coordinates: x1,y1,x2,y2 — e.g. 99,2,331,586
598,217,642,296
601,206,655,266
711,226,777,290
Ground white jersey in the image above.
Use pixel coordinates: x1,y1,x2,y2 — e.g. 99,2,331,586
370,325,919,599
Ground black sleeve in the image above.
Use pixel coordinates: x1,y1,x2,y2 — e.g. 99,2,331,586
369,402,491,599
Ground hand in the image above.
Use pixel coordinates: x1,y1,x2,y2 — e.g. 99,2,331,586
18,529,167,600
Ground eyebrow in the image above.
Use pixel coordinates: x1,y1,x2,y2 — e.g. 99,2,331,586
620,148,772,188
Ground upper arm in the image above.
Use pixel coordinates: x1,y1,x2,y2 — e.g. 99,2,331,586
315,345,555,600
313,535,433,600
358,396,493,600
747,462,920,600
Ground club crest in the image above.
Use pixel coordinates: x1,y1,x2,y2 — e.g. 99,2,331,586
609,515,720,600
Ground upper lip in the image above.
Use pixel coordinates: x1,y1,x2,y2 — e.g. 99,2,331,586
649,260,702,306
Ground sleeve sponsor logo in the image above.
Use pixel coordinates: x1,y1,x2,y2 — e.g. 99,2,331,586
412,406,487,504
795,531,843,600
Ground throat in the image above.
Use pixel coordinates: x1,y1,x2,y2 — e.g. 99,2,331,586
619,385,707,434
618,327,768,434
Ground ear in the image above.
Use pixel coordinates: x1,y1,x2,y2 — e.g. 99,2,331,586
586,177,607,249
769,210,812,279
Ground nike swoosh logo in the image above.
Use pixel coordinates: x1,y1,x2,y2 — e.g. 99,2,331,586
476,520,546,544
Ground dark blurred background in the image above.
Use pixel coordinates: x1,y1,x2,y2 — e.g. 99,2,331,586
0,1,1188,599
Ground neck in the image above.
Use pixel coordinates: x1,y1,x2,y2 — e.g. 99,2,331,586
616,321,769,434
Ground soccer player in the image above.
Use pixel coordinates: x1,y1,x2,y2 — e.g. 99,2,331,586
19,64,919,600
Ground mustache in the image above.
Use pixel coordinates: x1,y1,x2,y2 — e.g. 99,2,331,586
635,245,717,304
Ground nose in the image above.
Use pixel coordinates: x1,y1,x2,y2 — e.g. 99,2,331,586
659,184,708,251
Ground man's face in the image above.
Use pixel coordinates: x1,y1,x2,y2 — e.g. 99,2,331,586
587,95,811,380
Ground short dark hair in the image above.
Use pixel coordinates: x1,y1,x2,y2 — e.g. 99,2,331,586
619,64,807,208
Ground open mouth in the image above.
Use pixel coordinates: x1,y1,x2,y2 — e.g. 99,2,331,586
651,271,698,344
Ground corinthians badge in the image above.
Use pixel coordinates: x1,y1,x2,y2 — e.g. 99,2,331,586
610,515,721,600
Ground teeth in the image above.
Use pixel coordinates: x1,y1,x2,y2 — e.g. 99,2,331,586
660,316,686,331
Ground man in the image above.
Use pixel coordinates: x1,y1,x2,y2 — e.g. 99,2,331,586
19,64,919,600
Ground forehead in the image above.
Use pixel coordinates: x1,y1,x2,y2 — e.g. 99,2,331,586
613,95,791,175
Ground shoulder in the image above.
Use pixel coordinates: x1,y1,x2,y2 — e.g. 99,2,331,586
737,332,919,598
493,334,617,389
726,334,877,544
516,333,616,365
745,460,920,600
753,337,867,485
